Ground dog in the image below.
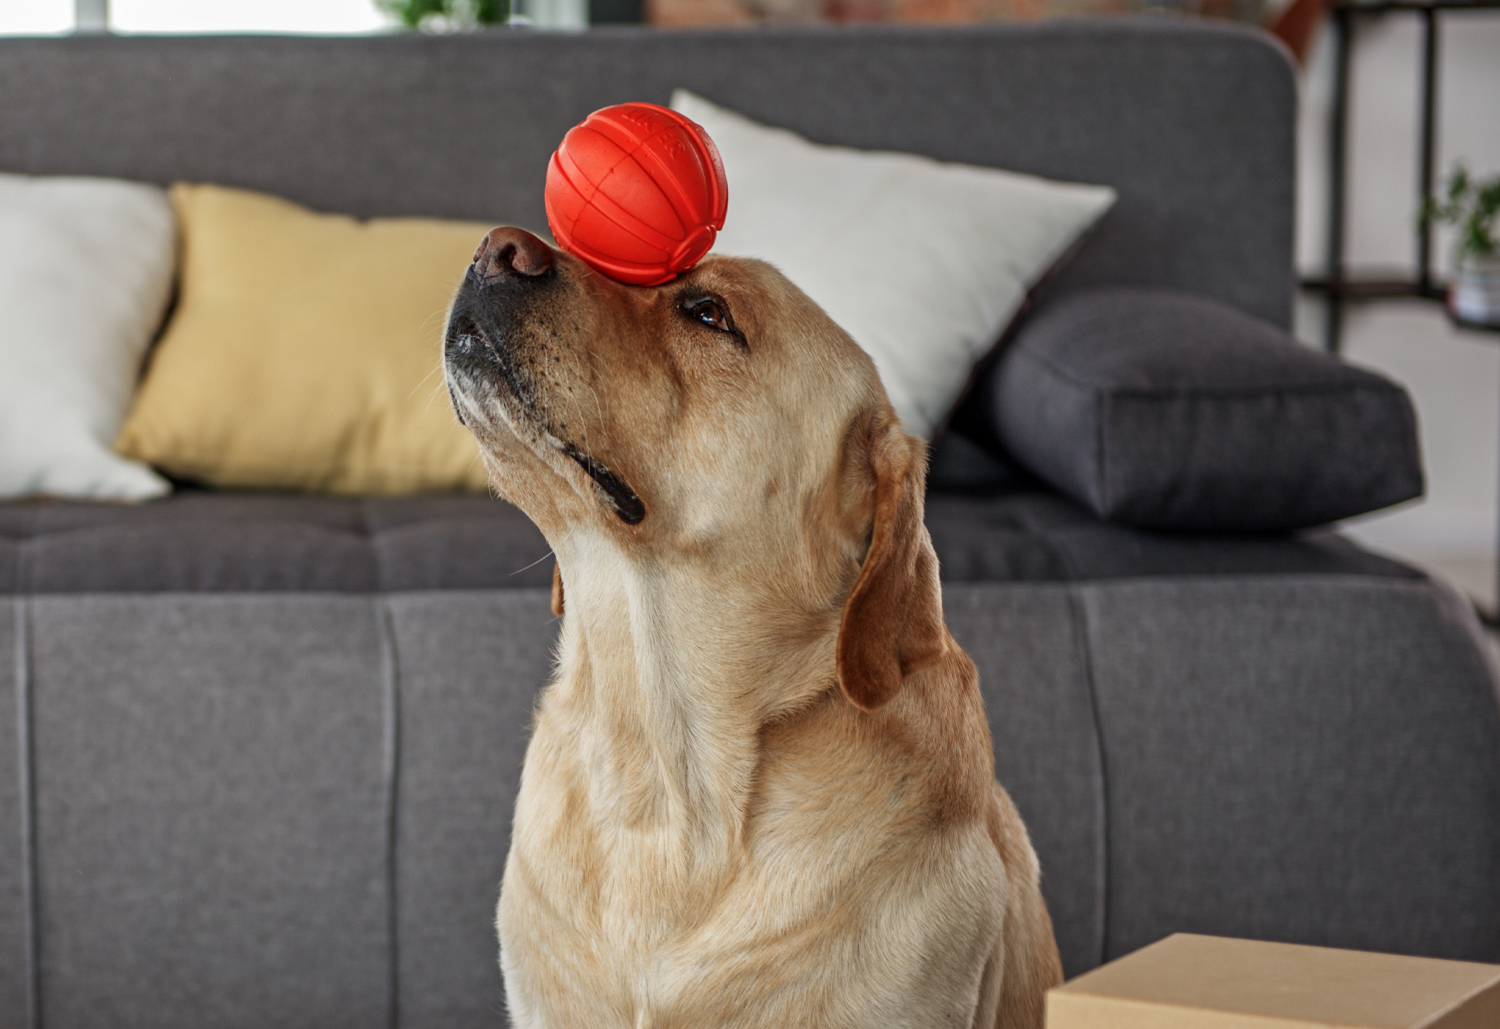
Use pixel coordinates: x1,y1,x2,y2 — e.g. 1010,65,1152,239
443,226,1063,1029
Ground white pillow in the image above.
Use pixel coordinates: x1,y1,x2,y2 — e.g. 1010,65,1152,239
671,90,1117,439
0,173,175,500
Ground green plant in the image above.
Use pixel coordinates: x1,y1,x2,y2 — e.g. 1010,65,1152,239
376,0,509,29
1423,163,1500,261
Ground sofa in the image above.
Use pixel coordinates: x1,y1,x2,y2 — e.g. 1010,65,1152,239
1,21,1498,1029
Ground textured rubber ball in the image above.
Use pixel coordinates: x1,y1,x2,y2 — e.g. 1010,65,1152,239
544,103,728,286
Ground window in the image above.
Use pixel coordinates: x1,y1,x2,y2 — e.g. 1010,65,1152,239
111,0,385,32
0,0,389,35
0,0,74,34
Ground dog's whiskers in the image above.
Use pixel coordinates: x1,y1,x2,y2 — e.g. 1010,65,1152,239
510,550,556,577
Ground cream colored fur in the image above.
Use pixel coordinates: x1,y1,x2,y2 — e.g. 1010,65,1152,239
444,238,1063,1029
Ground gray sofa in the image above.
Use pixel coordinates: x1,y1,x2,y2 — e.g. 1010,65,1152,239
2,21,1498,1029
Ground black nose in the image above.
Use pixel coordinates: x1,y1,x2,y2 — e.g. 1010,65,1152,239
473,226,554,281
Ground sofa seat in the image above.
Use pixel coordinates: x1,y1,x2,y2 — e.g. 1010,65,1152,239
4,490,1495,1029
0,489,1420,594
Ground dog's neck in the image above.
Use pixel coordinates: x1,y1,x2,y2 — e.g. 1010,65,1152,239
548,530,846,864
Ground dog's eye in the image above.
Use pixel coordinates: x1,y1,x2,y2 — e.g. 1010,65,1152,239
688,298,730,332
681,294,748,350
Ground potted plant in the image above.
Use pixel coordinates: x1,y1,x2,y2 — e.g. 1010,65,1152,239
1426,164,1500,327
377,0,509,30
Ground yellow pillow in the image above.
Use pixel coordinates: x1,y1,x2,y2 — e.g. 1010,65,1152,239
116,183,494,495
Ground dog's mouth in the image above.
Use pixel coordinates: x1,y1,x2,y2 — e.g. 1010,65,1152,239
564,447,646,526
446,312,504,371
445,312,646,527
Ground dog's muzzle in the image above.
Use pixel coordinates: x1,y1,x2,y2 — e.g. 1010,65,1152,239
443,227,556,397
443,228,647,527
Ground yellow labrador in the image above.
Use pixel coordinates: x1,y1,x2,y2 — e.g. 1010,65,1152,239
443,227,1062,1029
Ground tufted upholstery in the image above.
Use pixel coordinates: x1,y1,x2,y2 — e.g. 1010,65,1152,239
0,490,1420,595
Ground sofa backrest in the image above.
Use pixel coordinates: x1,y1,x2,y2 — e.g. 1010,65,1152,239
0,21,1295,327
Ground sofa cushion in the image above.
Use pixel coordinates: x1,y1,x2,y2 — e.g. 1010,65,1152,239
924,431,1036,496
670,89,1116,439
0,172,174,501
0,492,553,595
0,490,1419,595
986,288,1424,531
114,184,493,496
19,593,395,1029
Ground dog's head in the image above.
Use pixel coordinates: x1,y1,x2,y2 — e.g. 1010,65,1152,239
444,227,946,709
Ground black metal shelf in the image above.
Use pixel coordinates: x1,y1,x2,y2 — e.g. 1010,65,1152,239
1453,315,1500,335
1310,0,1500,628
1301,276,1446,301
1312,0,1500,352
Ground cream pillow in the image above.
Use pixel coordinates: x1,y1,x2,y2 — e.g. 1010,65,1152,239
116,184,493,495
0,173,175,500
671,90,1117,439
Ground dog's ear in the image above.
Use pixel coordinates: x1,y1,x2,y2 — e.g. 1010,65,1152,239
836,416,947,711
551,561,565,617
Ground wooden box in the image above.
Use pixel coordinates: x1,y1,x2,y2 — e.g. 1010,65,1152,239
1047,933,1500,1029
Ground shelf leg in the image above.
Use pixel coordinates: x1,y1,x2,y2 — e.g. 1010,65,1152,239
1418,5,1439,298
1324,5,1352,354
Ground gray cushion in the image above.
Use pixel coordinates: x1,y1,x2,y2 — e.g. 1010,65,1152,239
1081,576,1500,964
0,493,554,594
990,289,1424,531
0,490,1419,595
0,607,26,1025
27,595,393,1029
924,431,1033,496
388,592,556,1029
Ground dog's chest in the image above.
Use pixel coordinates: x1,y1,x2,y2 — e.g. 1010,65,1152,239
499,713,830,1021
496,662,1011,1028
498,829,1003,1029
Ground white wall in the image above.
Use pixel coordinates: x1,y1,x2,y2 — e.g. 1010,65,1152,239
1297,13,1500,604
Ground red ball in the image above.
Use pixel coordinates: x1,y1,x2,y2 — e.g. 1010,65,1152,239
545,103,728,287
